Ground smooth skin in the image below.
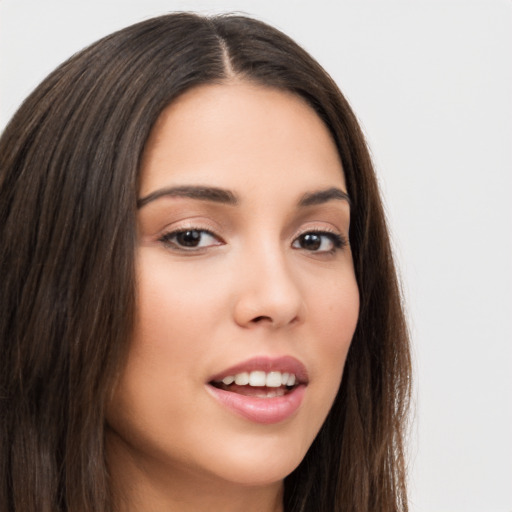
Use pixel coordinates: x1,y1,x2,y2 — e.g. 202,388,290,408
105,81,360,512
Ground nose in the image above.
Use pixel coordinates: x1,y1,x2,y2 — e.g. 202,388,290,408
232,246,304,329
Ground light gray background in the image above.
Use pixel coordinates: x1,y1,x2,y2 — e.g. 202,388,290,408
1,1,511,511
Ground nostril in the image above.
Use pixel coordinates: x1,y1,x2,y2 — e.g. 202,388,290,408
252,315,272,323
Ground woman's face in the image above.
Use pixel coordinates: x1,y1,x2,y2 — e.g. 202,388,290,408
106,82,359,490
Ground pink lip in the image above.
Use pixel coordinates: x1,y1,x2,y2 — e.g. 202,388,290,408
206,355,308,424
208,355,309,384
207,384,306,424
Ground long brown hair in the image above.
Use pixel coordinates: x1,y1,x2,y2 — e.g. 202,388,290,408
0,13,411,512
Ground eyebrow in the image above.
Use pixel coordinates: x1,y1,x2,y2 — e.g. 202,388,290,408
298,187,351,207
137,185,350,209
137,185,238,208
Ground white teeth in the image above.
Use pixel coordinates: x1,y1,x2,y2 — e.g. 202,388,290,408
286,374,296,386
216,371,297,388
266,371,282,388
234,372,249,385
249,371,266,386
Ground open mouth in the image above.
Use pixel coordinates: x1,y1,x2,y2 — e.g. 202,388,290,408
210,370,300,398
206,363,307,423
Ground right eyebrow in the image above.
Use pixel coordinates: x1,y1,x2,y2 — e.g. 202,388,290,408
297,187,351,208
137,185,239,208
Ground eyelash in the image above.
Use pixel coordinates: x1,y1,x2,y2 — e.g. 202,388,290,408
158,227,222,252
292,230,348,254
158,227,348,254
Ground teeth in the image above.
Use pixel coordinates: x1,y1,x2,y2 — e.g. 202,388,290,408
234,372,249,385
217,371,297,388
249,371,266,386
266,371,282,388
266,388,286,398
252,388,287,398
286,374,296,386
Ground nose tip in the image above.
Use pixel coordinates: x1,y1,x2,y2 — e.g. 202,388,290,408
232,258,304,329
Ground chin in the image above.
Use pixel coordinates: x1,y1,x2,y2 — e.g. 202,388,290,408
196,431,309,487
207,457,301,488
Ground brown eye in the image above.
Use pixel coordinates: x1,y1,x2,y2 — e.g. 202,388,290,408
299,233,322,251
175,230,202,247
292,231,346,253
159,229,221,251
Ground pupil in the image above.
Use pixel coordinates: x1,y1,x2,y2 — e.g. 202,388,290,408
177,230,201,247
301,233,321,250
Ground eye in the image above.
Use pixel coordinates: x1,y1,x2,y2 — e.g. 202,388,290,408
159,229,222,251
292,231,347,253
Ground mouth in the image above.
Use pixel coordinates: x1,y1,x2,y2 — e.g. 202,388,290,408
210,370,300,398
206,356,308,424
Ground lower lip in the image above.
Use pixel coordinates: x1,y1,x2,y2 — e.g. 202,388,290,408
206,384,306,424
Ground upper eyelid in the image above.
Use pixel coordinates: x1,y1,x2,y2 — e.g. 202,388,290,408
292,222,346,241
161,227,217,237
294,225,340,237
157,220,223,238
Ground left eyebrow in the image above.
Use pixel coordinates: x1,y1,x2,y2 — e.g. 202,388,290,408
137,185,238,208
297,187,351,208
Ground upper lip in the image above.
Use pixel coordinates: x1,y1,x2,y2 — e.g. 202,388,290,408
208,355,309,384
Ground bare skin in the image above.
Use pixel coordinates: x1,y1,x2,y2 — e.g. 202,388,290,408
106,81,359,512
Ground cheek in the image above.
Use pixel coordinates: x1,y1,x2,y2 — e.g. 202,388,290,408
133,250,225,363
313,262,359,337
307,270,359,396
108,252,221,427
105,252,221,446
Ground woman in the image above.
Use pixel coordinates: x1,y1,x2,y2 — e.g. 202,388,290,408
0,12,411,512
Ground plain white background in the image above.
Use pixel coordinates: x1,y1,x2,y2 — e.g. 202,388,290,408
1,1,511,511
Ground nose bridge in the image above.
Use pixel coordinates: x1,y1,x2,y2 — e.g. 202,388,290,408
232,232,304,328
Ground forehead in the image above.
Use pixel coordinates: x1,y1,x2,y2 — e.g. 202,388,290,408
140,82,346,198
